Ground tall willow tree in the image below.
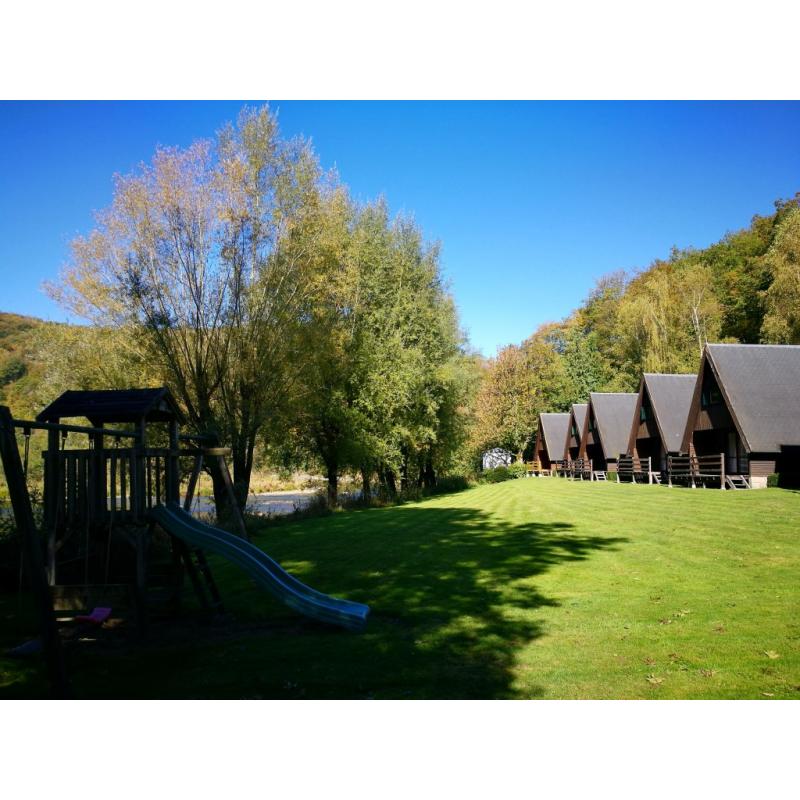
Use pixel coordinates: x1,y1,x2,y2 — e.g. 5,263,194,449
48,106,333,510
610,261,723,385
291,199,465,504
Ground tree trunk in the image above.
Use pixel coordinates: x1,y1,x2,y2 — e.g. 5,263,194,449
360,466,371,501
423,455,436,488
203,433,253,516
400,448,409,491
206,457,230,519
326,461,338,507
230,437,255,510
385,469,397,496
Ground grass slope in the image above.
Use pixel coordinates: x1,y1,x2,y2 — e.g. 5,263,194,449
2,479,799,698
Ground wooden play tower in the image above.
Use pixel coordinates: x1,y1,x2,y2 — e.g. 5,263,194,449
0,387,246,696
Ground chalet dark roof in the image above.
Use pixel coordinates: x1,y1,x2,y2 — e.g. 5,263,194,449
705,344,800,452
539,413,570,460
589,392,638,460
36,387,183,426
572,403,588,436
642,373,696,453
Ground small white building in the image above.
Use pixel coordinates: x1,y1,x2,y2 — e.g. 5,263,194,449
482,448,513,471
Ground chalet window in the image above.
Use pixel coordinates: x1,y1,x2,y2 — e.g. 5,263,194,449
701,388,722,408
571,424,576,436
588,418,595,432
639,405,650,422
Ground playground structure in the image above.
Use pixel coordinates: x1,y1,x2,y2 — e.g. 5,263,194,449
0,388,368,698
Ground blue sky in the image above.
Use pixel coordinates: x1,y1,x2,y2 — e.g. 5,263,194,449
1,101,799,355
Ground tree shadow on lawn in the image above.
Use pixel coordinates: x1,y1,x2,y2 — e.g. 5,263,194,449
1,505,627,699
241,505,629,699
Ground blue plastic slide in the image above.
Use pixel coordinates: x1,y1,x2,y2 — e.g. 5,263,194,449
150,503,369,631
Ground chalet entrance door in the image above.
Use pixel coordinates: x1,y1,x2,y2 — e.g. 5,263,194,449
726,431,738,474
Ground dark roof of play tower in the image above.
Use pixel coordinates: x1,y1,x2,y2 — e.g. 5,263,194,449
37,387,183,426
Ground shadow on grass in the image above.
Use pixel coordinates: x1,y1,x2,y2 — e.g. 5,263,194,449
234,504,628,699
1,504,627,699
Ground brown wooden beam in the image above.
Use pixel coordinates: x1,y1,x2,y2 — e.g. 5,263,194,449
0,406,70,698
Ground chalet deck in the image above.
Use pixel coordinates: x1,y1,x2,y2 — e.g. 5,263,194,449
679,344,800,488
578,392,638,475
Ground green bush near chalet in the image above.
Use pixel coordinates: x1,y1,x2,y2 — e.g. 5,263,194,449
507,462,528,479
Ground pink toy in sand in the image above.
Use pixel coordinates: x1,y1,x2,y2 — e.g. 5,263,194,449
75,607,112,625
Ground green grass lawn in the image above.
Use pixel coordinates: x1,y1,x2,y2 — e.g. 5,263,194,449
2,479,799,698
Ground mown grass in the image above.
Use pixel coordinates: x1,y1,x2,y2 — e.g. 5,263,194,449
2,479,799,698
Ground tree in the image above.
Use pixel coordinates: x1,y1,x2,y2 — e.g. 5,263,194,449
291,200,465,503
575,271,627,366
47,106,332,511
32,324,156,403
612,260,723,384
761,206,800,344
470,344,528,459
560,321,610,403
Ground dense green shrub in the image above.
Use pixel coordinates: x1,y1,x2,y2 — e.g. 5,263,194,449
606,471,618,482
767,473,779,488
507,462,527,479
484,465,511,483
431,476,472,494
0,356,26,386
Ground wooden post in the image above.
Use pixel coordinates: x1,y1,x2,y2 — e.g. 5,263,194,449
720,451,726,491
0,406,70,698
44,428,60,584
218,454,249,542
91,431,105,520
183,452,204,512
133,523,150,638
168,420,180,504
134,418,147,521
203,447,249,542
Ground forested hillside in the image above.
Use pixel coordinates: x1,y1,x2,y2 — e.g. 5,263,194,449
471,194,800,458
0,312,56,418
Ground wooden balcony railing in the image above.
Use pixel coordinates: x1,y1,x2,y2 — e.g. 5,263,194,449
617,455,652,483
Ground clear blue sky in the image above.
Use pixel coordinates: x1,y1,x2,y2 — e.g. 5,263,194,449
1,101,799,355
